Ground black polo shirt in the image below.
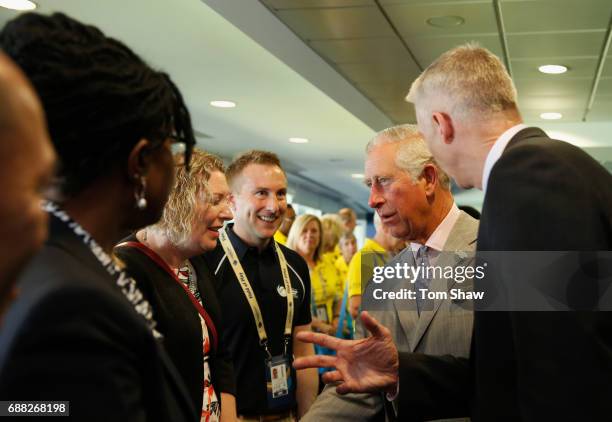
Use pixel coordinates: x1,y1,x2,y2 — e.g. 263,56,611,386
203,223,311,415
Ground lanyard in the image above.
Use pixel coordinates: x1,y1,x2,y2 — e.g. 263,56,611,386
43,201,161,338
219,227,294,357
115,240,218,353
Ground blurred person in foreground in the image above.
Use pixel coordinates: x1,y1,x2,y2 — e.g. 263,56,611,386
115,149,236,422
0,52,56,318
0,12,197,421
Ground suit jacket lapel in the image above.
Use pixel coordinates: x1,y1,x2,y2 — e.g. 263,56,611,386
391,249,420,350
409,212,478,352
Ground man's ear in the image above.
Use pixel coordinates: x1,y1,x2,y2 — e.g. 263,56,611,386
127,138,153,180
421,164,438,197
432,112,454,145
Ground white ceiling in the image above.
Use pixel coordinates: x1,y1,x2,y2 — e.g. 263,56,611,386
0,0,386,211
2,0,612,212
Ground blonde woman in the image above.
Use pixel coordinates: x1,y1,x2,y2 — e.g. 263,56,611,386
115,149,236,422
319,214,344,263
287,214,342,336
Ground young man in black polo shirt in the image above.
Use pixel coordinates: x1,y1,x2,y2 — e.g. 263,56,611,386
204,150,317,421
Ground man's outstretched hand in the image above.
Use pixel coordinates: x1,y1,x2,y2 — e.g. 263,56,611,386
293,311,399,395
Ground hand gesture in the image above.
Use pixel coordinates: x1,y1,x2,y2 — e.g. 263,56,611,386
293,311,399,395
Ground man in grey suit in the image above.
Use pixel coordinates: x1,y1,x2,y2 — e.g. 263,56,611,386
302,124,478,422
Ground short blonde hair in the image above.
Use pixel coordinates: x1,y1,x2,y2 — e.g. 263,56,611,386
406,42,518,120
226,150,284,191
367,124,451,190
320,213,344,253
155,148,225,245
286,214,323,263
338,208,356,225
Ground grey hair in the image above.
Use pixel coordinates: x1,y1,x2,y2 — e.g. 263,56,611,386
406,42,519,121
366,124,451,190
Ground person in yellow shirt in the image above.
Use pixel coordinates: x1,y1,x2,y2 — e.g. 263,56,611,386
335,232,357,292
347,212,405,319
338,207,357,233
319,214,344,264
287,214,342,336
335,232,358,339
273,203,295,245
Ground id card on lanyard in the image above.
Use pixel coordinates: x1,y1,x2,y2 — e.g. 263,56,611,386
219,228,295,409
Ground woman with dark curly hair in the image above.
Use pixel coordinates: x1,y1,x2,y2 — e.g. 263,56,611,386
0,12,197,421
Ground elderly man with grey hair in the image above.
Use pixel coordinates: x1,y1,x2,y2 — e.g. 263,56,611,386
295,43,612,422
301,124,478,422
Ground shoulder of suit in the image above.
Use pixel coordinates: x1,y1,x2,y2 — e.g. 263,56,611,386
383,247,414,268
505,132,592,164
12,248,146,331
455,211,480,242
499,133,611,186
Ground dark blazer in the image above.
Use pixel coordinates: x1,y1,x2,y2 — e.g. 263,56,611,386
114,238,236,414
0,215,196,422
398,127,612,421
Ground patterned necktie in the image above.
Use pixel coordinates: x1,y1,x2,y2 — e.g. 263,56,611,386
415,245,431,315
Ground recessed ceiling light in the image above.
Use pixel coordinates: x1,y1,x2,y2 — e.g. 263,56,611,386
0,0,36,10
351,173,364,179
540,112,563,120
426,15,465,28
289,137,309,144
210,100,236,108
538,65,568,75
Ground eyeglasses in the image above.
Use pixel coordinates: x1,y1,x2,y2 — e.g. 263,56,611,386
169,134,194,170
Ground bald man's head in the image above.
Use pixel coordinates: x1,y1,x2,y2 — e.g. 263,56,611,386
0,53,56,311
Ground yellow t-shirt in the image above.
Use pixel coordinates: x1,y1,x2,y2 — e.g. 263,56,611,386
273,230,287,245
334,255,349,292
310,254,342,323
347,238,390,298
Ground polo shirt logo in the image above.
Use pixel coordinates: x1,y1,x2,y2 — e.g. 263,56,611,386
277,285,298,299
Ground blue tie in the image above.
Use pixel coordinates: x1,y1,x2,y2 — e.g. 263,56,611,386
415,245,431,315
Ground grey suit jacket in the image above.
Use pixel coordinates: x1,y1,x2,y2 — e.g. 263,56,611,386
302,211,478,422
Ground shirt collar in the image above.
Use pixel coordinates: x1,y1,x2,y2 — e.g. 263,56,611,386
481,123,528,193
225,223,274,260
410,203,461,254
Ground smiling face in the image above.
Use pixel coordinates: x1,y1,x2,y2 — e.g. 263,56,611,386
231,163,287,248
185,170,232,254
339,235,357,263
365,142,430,242
297,219,321,258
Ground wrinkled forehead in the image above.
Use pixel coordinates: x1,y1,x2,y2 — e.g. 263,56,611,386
365,142,403,178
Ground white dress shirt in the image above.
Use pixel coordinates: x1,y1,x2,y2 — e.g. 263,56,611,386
481,123,528,193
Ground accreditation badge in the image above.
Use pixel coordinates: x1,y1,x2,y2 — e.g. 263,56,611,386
315,305,329,323
265,355,294,409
